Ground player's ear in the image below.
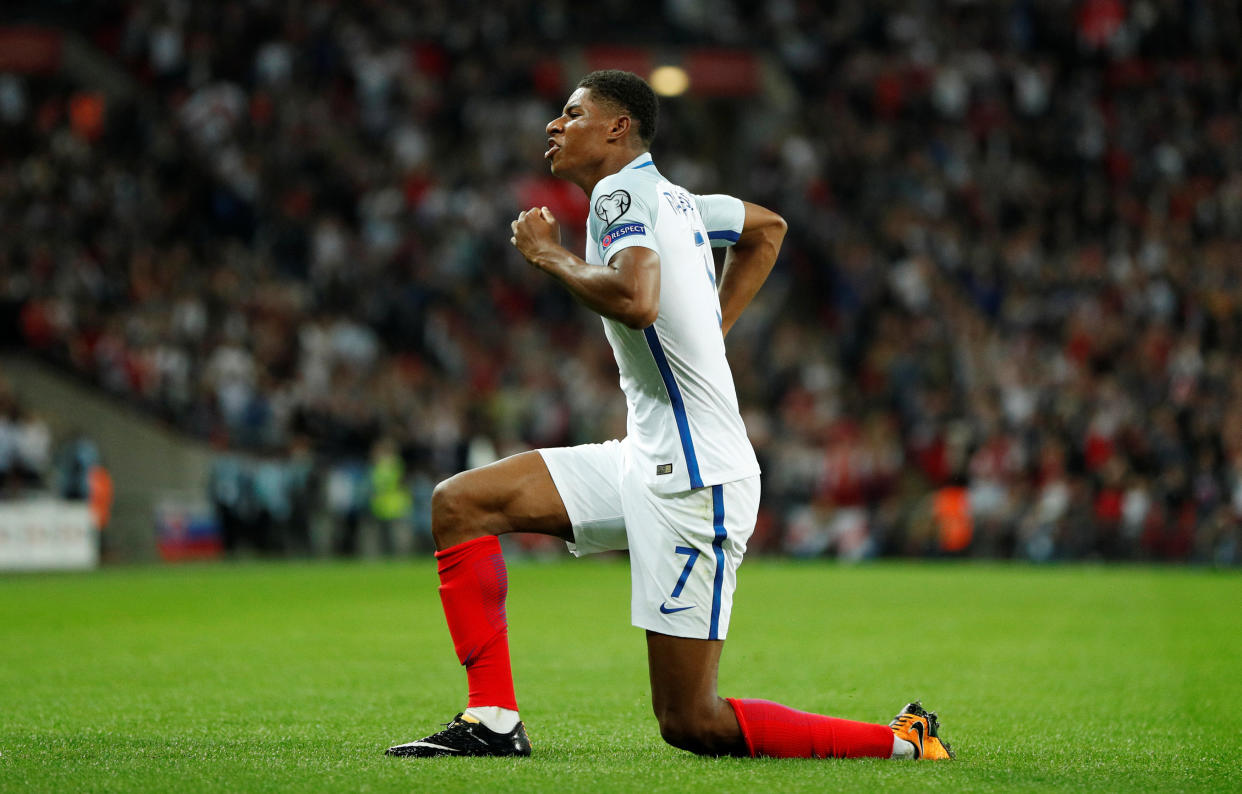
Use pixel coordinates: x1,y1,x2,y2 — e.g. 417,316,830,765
606,114,632,143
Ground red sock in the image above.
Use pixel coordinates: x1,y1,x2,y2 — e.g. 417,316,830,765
436,535,518,712
726,698,893,759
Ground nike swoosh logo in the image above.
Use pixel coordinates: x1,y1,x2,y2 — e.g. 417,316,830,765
403,741,459,753
659,602,695,614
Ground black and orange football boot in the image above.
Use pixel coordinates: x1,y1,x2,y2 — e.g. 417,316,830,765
890,700,954,760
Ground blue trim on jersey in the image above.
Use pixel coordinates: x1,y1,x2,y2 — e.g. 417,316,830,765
633,160,656,169
708,229,740,243
642,326,704,490
710,485,727,640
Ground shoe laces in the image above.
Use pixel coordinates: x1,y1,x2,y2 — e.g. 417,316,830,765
423,714,471,742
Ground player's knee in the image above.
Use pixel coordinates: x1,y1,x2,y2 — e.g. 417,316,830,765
656,712,698,753
655,708,729,756
430,475,481,549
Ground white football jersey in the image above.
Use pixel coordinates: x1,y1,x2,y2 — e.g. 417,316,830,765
584,152,760,494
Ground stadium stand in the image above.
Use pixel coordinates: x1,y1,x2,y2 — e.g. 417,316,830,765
1,1,1239,563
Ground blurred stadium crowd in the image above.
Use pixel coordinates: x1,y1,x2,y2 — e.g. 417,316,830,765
2,0,1240,563
0,365,108,510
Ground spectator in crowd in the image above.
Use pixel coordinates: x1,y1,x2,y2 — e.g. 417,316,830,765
209,450,257,554
327,459,370,556
0,371,54,495
368,436,411,555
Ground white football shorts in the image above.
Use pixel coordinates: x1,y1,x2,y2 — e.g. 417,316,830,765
539,438,759,640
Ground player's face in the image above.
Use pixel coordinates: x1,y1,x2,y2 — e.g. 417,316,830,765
545,87,613,178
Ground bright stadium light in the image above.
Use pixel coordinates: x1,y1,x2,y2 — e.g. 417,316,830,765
649,65,690,97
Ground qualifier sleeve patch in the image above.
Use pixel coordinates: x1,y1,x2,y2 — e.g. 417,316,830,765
600,222,646,249
594,189,631,225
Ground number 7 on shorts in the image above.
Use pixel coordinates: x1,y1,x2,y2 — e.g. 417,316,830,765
670,546,700,599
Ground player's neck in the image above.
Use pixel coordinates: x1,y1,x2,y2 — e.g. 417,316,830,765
575,146,650,195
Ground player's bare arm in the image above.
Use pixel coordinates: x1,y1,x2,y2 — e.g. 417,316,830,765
511,206,660,329
717,202,787,338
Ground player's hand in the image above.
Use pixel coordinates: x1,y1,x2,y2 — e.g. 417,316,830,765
511,206,561,265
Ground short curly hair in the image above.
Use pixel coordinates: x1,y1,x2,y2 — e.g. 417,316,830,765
577,70,659,148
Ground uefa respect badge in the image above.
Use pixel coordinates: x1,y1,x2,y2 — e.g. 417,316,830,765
601,222,646,249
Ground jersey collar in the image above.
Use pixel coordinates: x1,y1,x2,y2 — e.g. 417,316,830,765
625,152,657,171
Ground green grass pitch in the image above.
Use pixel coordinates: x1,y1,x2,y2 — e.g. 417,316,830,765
2,558,1239,792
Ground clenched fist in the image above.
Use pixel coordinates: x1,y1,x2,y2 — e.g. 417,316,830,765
511,206,562,266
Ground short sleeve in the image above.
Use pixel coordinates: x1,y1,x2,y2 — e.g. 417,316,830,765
589,170,657,265
694,193,745,248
